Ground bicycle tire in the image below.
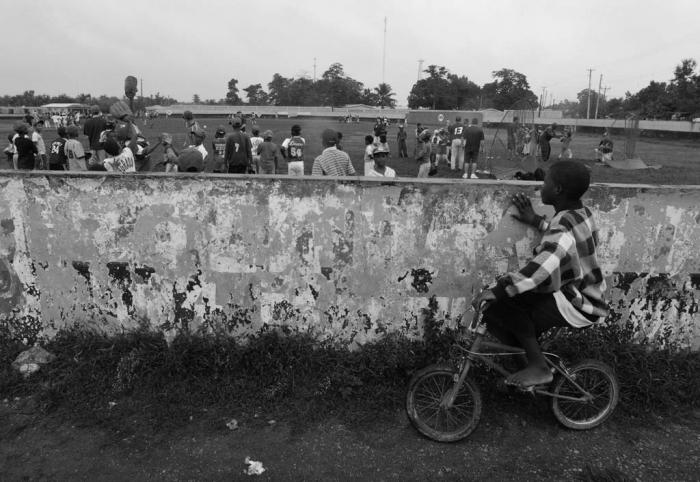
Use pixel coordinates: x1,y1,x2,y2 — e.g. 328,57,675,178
550,359,619,430
406,364,482,442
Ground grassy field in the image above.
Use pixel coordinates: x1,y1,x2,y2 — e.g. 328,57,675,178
2,116,699,184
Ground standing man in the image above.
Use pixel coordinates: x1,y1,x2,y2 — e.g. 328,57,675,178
47,126,68,170
539,123,559,162
397,123,408,158
507,116,520,159
464,118,485,179
281,124,306,176
13,123,37,170
64,125,87,171
224,117,252,174
211,125,228,173
311,129,356,176
83,105,107,165
415,128,432,178
31,120,47,169
449,116,466,172
183,110,200,148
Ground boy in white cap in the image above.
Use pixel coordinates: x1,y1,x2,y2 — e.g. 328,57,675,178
367,144,396,178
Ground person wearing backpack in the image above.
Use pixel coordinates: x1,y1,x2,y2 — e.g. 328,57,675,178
224,117,252,174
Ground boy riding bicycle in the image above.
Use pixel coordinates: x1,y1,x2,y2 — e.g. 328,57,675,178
472,160,608,388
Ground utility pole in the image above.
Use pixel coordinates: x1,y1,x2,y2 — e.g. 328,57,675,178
595,74,603,119
539,86,546,116
140,78,143,113
586,68,595,119
313,57,317,82
382,17,387,85
417,59,424,81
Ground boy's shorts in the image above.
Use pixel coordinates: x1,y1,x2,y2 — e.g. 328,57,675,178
484,292,568,339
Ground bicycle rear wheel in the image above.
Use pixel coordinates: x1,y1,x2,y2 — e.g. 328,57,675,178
550,359,619,430
406,364,482,442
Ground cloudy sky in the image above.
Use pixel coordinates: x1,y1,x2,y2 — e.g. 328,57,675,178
3,0,698,106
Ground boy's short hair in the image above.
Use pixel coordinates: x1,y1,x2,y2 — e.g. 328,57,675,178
66,125,79,138
549,161,590,200
252,127,260,136
263,130,273,140
291,124,301,136
471,118,479,125
365,135,374,144
57,126,67,137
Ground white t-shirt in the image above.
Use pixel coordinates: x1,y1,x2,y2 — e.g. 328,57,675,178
31,131,46,155
250,136,264,157
367,166,396,178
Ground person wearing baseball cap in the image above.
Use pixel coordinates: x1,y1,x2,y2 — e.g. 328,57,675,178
257,130,282,174
224,118,252,174
210,125,227,173
183,110,200,148
311,128,356,176
367,144,396,178
83,105,107,165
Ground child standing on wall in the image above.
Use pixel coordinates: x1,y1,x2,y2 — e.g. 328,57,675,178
472,161,608,388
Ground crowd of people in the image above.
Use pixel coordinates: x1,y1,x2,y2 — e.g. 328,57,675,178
3,107,616,177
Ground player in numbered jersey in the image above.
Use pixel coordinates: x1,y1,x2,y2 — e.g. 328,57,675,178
210,125,228,173
449,116,466,172
47,126,68,170
64,125,87,170
281,124,305,176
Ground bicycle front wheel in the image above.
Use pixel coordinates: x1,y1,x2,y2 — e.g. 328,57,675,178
550,359,619,430
406,364,482,442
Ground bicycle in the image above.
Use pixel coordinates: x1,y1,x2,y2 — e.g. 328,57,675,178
406,304,620,443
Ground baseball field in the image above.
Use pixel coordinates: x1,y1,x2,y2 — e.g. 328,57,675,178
2,117,699,184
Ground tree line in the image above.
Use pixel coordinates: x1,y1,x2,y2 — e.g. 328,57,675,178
4,59,700,120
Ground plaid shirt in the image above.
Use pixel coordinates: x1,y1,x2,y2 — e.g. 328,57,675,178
493,207,608,321
311,147,356,176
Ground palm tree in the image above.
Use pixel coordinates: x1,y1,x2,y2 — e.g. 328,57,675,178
374,83,396,109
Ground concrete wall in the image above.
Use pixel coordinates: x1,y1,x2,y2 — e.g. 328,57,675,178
1,172,699,350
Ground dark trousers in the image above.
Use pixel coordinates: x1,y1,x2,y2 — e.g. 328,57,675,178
540,141,551,161
398,139,408,158
483,292,568,346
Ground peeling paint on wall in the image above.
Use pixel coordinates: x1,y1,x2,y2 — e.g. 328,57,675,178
1,172,699,350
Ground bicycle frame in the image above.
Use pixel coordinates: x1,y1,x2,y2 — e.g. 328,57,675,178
441,311,595,408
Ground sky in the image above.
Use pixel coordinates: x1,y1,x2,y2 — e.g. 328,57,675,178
3,0,699,107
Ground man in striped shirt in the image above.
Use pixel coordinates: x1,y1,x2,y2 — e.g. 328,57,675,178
473,160,608,388
311,129,356,176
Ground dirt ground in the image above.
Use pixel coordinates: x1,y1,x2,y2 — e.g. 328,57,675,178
2,395,699,481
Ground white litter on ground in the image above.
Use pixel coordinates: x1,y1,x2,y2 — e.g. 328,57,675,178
244,456,266,475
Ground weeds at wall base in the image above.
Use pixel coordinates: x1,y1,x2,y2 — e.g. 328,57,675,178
0,320,699,432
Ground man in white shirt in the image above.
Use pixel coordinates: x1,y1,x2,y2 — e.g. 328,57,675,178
31,120,47,169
